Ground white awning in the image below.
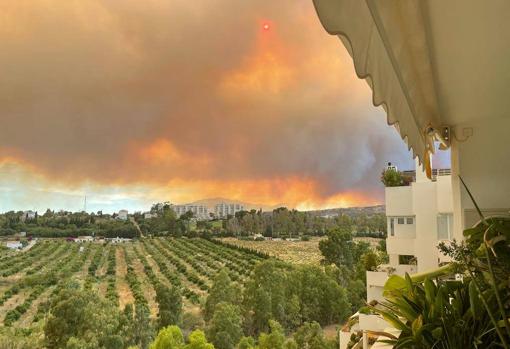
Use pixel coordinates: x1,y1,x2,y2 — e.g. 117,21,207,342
313,0,510,170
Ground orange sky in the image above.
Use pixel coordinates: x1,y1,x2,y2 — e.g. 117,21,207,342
0,0,413,212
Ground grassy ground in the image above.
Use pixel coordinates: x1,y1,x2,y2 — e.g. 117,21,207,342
221,237,324,265
221,236,383,266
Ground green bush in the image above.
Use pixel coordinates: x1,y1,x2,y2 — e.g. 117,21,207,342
380,168,413,187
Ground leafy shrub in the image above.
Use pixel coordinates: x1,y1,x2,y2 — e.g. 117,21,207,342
380,168,412,187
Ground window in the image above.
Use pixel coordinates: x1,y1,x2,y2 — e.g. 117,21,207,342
399,255,416,265
390,218,395,236
406,217,414,225
437,213,453,240
397,217,405,225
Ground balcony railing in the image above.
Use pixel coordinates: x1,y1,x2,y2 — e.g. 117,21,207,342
383,168,451,187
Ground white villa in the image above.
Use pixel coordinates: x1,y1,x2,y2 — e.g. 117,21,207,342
20,210,36,222
107,237,132,244
117,210,128,220
75,236,94,243
5,241,23,250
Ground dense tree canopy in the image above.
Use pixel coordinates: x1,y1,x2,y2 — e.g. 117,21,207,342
44,284,126,349
156,284,183,329
207,303,243,349
204,270,241,321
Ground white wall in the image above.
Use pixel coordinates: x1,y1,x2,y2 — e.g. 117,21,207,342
451,118,510,237
385,186,413,216
387,237,415,256
412,179,441,272
392,219,416,238
436,175,453,213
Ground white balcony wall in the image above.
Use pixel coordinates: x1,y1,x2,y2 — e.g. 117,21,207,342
387,237,415,256
392,219,416,238
367,271,387,287
385,186,413,216
367,271,387,302
359,314,388,331
436,175,454,213
394,264,417,275
412,180,442,272
339,332,352,349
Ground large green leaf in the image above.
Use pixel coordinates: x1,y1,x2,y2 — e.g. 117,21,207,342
411,315,423,336
374,307,410,332
384,275,407,292
469,280,483,319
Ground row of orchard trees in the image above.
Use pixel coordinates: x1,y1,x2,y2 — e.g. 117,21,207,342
147,231,383,349
7,229,376,349
0,227,383,348
4,261,347,349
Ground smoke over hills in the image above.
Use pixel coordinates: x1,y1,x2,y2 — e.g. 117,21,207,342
0,0,413,212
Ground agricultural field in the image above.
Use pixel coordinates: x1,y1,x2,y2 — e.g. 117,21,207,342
0,237,266,330
220,236,383,265
221,237,324,265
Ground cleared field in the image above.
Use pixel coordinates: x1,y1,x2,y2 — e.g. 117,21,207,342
0,237,267,330
221,237,324,265
221,236,383,265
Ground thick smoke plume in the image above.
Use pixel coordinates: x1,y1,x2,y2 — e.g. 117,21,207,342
0,0,412,210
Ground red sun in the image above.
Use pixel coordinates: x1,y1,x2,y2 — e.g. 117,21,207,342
263,23,270,31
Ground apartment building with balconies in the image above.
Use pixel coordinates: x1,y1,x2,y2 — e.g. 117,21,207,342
367,159,453,303
339,161,454,349
214,203,244,218
171,204,210,220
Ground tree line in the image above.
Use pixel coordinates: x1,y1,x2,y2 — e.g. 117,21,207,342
0,210,139,238
134,204,386,239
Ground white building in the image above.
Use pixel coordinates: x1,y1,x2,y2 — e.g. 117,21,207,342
6,241,23,250
107,237,132,244
75,236,94,243
20,210,36,222
144,212,155,219
117,210,128,220
171,204,209,220
337,162,454,349
366,160,453,303
214,203,244,218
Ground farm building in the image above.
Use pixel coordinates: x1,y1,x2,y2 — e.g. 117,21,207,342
75,236,94,243
107,237,132,244
5,241,23,250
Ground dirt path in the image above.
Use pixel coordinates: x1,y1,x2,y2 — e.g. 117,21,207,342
16,286,55,327
130,217,144,237
0,291,28,325
96,247,109,278
116,247,134,310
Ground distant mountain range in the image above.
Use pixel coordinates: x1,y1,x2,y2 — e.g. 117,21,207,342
187,197,384,215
